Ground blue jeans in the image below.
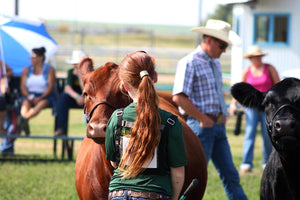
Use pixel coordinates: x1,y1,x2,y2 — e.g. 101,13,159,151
0,109,19,154
241,108,272,168
187,116,247,200
55,92,83,134
0,138,14,153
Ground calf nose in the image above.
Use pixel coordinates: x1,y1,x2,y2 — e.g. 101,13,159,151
274,118,296,135
87,123,107,138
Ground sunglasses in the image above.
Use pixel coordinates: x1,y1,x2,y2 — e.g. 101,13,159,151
212,37,228,50
30,53,37,58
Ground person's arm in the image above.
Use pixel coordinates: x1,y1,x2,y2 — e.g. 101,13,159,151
20,67,29,97
64,84,84,106
65,69,84,105
229,98,238,116
110,161,117,168
170,166,185,200
40,67,56,99
267,64,280,85
172,93,214,127
241,66,249,82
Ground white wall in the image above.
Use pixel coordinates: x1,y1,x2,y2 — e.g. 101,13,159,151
231,0,300,84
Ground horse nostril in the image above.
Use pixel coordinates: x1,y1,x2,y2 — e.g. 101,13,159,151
87,124,95,135
87,123,107,138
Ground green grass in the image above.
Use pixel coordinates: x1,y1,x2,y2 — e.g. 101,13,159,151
0,109,84,200
0,162,77,200
0,107,264,200
201,114,263,200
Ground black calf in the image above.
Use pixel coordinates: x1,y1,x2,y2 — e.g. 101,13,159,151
231,78,300,200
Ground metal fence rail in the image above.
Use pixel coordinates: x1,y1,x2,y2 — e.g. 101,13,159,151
52,45,231,76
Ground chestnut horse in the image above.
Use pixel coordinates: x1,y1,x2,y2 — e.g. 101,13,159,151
75,58,207,200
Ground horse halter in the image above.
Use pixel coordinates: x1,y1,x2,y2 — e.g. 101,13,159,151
84,101,116,123
266,104,300,132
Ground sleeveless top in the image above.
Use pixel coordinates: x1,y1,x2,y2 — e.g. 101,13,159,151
246,64,273,92
26,74,47,93
26,64,51,93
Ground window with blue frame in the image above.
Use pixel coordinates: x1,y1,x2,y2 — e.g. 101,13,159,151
254,14,290,45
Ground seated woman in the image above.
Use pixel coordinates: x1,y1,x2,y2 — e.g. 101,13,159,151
19,47,56,135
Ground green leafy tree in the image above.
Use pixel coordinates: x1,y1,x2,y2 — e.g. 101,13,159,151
206,4,233,25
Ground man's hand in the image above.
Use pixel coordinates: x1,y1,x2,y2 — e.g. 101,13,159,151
200,115,214,127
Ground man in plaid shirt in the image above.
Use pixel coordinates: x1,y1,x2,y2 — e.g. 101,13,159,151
172,19,247,200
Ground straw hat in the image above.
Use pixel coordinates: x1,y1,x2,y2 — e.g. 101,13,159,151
191,19,241,45
243,46,268,58
66,50,86,64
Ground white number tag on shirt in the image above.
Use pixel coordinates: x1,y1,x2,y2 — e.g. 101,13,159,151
122,136,158,168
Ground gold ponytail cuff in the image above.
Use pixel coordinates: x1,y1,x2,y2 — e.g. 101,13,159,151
140,70,149,79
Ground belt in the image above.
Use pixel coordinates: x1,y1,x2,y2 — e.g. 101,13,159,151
109,190,171,200
206,113,224,125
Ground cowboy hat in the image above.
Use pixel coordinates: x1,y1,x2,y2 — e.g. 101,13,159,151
191,19,241,45
243,45,268,58
66,50,86,64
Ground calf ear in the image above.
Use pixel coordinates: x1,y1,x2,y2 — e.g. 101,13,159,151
231,82,265,111
78,57,94,77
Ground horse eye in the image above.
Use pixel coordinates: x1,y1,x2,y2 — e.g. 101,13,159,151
83,92,87,98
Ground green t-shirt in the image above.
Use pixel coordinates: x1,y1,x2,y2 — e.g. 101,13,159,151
105,103,187,196
66,68,82,94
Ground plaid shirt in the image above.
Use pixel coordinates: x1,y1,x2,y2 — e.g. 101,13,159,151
173,46,224,115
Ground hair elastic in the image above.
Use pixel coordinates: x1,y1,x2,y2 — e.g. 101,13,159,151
140,70,149,79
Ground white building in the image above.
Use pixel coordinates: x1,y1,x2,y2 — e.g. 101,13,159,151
223,0,300,84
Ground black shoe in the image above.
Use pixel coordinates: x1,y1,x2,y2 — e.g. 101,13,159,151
22,119,30,136
18,116,30,136
55,129,65,136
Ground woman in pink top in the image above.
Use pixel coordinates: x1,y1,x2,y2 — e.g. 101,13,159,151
230,46,280,173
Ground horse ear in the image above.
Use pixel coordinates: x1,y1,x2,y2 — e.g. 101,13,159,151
78,57,94,77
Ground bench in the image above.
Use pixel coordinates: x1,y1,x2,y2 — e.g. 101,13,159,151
0,134,84,160
1,76,84,161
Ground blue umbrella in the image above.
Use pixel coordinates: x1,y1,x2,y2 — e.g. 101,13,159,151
0,15,58,76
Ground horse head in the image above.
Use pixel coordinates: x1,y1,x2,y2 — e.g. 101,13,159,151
79,57,131,143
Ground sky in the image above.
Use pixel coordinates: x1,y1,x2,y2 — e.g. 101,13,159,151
0,0,218,26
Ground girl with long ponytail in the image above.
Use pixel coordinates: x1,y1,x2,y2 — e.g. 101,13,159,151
105,51,187,200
